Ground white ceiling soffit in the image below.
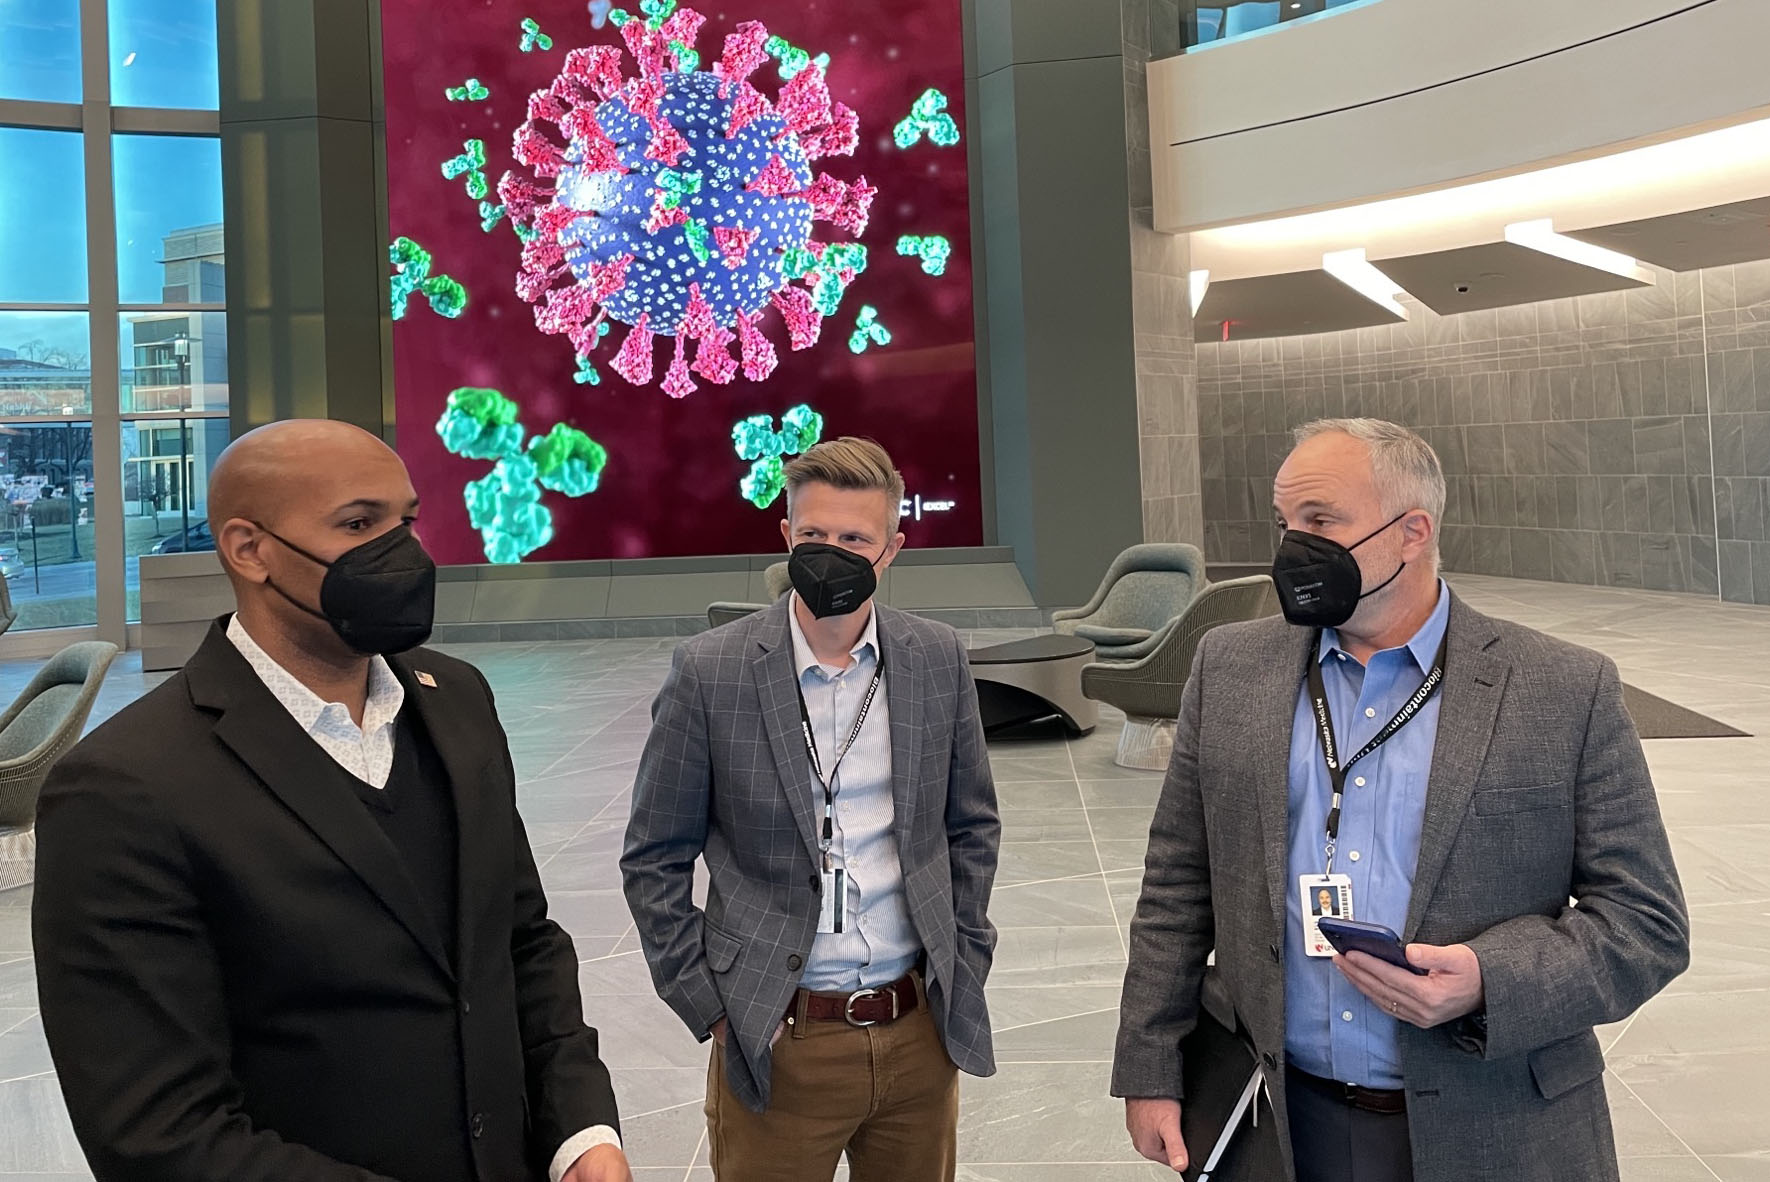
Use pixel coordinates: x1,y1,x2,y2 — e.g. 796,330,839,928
1191,113,1770,282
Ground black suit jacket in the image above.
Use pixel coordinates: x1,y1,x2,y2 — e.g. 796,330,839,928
31,621,619,1182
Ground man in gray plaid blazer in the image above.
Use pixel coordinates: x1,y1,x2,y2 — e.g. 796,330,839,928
1114,420,1689,1182
623,438,999,1182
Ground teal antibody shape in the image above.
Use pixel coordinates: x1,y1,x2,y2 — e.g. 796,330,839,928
436,387,523,459
894,88,961,149
764,34,828,81
848,306,890,354
390,237,466,320
732,404,824,509
805,242,868,318
478,200,507,233
445,78,489,102
442,139,489,201
519,17,553,52
896,234,951,277
436,387,608,562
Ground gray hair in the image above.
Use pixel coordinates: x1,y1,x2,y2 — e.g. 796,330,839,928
1292,418,1445,565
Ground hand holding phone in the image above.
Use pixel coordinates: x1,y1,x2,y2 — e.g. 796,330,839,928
1316,917,1428,976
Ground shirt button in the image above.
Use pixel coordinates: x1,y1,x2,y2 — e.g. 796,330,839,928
1342,1010,1354,1022
1336,652,1347,661
1364,707,1377,718
787,955,803,971
460,998,471,1015
470,1113,485,1139
1354,776,1366,787
1349,851,1361,862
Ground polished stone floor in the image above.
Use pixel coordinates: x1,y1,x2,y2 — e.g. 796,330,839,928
0,574,1765,1180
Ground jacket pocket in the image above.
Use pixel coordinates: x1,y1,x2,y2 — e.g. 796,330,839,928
1528,1031,1605,1100
1472,782,1569,817
704,920,743,973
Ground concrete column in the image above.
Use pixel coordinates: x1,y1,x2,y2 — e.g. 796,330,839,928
971,0,1146,608
218,0,388,437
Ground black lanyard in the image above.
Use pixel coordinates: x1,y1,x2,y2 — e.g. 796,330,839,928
793,656,885,869
1305,631,1447,873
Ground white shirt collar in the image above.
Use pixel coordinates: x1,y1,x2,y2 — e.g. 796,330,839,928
226,614,405,737
786,592,880,680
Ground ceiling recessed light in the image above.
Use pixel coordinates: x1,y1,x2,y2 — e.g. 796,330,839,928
1189,269,1211,316
1503,218,1655,283
1322,248,1411,318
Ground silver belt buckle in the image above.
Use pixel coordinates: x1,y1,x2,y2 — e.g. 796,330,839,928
843,986,893,1027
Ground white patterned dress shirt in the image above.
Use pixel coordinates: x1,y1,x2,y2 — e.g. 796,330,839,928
225,616,620,1179
787,596,921,991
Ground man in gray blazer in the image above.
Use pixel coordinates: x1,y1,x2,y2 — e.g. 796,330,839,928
1113,419,1689,1182
623,438,999,1182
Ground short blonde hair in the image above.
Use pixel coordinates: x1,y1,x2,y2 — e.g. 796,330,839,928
784,437,905,533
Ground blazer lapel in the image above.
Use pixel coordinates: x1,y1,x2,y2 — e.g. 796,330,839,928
750,600,825,863
877,607,923,853
189,624,455,981
391,655,498,977
1253,625,1316,937
1403,596,1508,942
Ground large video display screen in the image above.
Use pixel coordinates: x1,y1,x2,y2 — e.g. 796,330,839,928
379,0,980,564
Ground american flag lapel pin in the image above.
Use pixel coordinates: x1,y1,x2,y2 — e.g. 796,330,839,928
415,671,438,688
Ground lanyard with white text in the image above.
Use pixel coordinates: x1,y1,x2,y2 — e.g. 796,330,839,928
794,657,885,872
1305,632,1447,875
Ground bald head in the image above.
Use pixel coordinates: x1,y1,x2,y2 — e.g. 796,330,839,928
209,420,406,536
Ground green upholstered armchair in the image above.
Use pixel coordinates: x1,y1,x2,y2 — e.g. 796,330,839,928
1081,575,1278,768
0,641,121,890
1052,543,1208,661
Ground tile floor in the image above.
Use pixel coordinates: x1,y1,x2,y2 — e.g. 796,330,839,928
0,574,1765,1180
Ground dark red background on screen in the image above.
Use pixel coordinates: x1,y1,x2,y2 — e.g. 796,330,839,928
379,0,982,564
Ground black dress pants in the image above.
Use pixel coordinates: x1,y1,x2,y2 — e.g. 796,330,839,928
1286,1066,1414,1182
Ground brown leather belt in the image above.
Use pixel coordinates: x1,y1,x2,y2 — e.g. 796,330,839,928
1288,1065,1407,1116
787,970,920,1027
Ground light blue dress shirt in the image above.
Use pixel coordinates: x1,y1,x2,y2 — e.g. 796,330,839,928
788,598,921,991
1283,581,1450,1089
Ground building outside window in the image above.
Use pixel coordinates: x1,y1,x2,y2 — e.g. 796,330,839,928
0,0,225,640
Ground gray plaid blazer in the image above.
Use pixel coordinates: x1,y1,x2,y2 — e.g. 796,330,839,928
622,598,1000,1111
1111,593,1690,1182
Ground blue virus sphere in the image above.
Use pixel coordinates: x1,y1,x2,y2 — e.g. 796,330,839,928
556,70,814,336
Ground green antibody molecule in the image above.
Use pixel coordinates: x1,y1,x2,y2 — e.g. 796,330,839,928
445,78,489,102
732,404,824,509
896,234,951,277
519,18,553,52
848,306,890,355
436,387,523,459
894,88,960,149
442,139,489,201
389,237,466,320
436,388,608,562
805,243,869,318
764,35,828,80
478,201,506,233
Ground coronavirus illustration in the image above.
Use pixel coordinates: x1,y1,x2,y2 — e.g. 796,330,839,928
497,0,877,398
436,386,608,562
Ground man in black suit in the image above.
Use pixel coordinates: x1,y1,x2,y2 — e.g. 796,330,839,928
31,420,631,1182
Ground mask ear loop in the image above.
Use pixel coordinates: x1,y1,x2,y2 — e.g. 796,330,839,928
251,523,333,622
1351,511,1415,601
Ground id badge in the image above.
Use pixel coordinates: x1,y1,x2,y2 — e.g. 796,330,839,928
1298,873,1354,957
817,868,847,934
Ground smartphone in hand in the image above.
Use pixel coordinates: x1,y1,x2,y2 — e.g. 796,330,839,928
1316,917,1428,976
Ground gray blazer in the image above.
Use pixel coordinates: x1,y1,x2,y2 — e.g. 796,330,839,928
1111,593,1690,1182
622,598,1000,1111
